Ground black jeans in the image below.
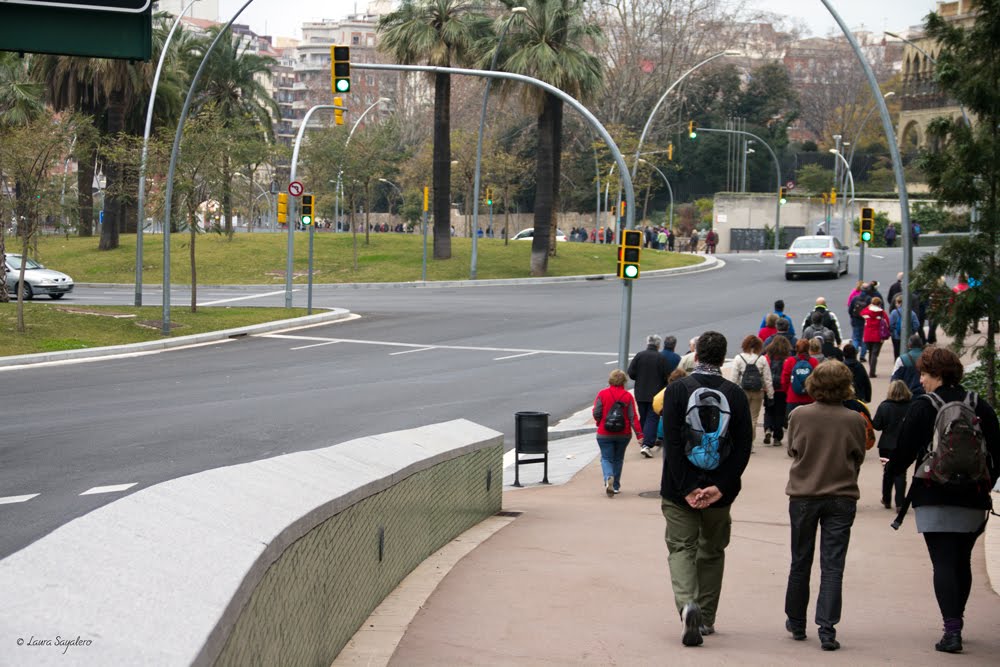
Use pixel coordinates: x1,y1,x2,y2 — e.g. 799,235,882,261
636,401,652,444
785,497,857,636
878,447,906,507
923,523,985,623
764,391,787,442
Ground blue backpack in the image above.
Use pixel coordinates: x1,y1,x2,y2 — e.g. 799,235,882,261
790,358,813,395
682,377,732,471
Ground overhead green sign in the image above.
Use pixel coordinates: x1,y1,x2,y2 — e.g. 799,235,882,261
0,4,152,60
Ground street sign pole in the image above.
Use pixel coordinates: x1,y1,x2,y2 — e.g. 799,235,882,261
422,186,429,283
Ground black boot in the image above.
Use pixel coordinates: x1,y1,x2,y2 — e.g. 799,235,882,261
935,631,963,653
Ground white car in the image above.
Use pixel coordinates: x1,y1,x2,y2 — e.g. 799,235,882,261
511,228,567,242
3,254,75,299
785,235,849,280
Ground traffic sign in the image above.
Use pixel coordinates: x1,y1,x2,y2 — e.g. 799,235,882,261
786,181,795,190
288,181,304,197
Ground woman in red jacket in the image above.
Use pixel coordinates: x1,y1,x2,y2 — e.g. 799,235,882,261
592,369,644,497
860,296,891,378
782,339,819,427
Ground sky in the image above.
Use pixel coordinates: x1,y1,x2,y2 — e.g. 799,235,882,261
218,0,935,41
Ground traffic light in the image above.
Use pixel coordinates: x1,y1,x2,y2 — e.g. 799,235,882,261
860,207,874,243
331,45,351,94
829,188,837,205
667,142,674,161
688,120,698,139
485,187,493,206
617,229,642,280
301,194,314,226
277,192,288,225
334,96,344,126
779,187,787,205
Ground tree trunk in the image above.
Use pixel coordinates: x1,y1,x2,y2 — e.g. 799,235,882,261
99,98,125,250
222,155,234,239
77,146,95,237
364,183,371,245
549,99,563,258
189,207,198,313
531,94,558,276
432,71,452,260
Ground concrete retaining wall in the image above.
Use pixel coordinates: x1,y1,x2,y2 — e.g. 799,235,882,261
0,420,503,667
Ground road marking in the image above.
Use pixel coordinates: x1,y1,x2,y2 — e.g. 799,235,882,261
291,341,341,351
199,289,296,306
494,351,539,361
0,494,39,505
259,334,617,358
740,258,762,263
605,360,618,365
80,483,138,496
871,254,885,259
390,347,435,356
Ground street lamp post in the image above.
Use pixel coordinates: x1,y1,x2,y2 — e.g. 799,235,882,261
136,0,202,308
638,159,674,235
829,149,859,276
470,6,526,280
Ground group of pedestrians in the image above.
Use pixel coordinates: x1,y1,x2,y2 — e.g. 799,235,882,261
591,320,999,654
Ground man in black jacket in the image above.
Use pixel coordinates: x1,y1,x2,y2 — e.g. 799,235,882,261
628,334,669,457
660,331,753,646
801,297,842,345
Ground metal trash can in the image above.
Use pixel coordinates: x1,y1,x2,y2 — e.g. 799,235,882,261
513,411,549,486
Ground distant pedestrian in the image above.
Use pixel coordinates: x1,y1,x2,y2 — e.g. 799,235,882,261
705,229,718,254
871,380,912,510
841,343,871,403
592,369,644,497
860,296,890,377
887,346,1000,654
731,335,774,450
890,334,925,397
889,294,921,360
848,283,873,362
884,224,897,247
759,313,779,342
689,230,699,253
782,339,818,423
800,297,842,345
660,335,682,376
911,221,921,246
660,332,753,646
887,272,904,308
667,229,676,252
784,361,867,652
657,228,668,250
760,299,796,337
764,335,793,447
628,334,670,459
763,317,797,350
678,337,698,373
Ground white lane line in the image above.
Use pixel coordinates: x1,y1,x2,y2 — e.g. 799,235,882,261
605,360,618,365
740,258,762,262
291,341,342,351
0,494,39,505
80,483,138,496
494,351,539,361
199,289,295,306
390,347,435,356
871,254,885,259
259,334,617,358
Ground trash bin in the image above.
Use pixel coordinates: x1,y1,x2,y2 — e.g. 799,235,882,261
513,411,549,486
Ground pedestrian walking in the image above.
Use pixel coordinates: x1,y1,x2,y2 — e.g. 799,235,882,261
660,331,752,647
660,335,682,376
667,228,676,252
678,336,698,373
628,334,670,458
871,380,912,510
887,346,1000,654
784,361,868,652
688,229,699,253
592,369,644,497
758,313,778,342
782,339,819,423
763,335,793,447
860,296,890,377
890,334,925,397
731,335,774,450
763,317,797,350
800,297,842,346
759,299,797,337
889,294,921,360
848,283,873,362
841,343,871,403
705,229,718,254
884,224,897,247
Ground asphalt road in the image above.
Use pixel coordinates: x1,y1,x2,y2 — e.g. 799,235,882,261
0,246,931,558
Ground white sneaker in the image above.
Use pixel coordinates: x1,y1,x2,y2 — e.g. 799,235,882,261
640,445,653,458
606,476,615,497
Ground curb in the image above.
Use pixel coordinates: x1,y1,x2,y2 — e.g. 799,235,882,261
0,308,353,368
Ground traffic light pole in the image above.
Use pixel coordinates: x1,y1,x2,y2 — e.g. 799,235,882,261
697,128,782,251
355,62,637,370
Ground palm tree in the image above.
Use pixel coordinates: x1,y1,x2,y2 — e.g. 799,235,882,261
190,27,279,237
378,0,492,260
495,0,603,276
0,53,44,129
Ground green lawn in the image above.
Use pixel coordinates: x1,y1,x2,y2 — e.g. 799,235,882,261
1,233,702,358
0,304,312,357
21,233,700,284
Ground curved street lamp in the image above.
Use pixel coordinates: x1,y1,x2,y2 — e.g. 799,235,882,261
638,159,674,235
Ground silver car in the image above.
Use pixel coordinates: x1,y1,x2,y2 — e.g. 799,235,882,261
3,253,75,299
785,235,849,280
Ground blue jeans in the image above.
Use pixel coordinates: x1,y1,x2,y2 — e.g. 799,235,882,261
850,321,868,359
597,436,629,491
785,496,857,637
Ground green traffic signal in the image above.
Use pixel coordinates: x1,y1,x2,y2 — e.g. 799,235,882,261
861,231,872,243
623,263,639,279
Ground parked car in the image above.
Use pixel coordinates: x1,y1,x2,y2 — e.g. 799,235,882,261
784,235,849,280
511,228,567,242
3,254,74,300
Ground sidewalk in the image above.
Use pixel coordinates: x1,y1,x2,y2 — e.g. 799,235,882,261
383,360,1000,666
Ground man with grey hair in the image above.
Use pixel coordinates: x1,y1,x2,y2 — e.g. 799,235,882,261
678,337,699,373
628,334,670,458
661,335,681,376
801,297,842,345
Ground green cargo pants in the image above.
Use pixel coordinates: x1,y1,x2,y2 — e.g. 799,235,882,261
661,498,732,625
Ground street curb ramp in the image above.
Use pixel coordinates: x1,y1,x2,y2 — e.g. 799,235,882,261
0,420,503,666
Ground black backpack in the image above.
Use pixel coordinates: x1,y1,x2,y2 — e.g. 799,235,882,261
739,355,764,391
604,400,628,432
770,356,785,391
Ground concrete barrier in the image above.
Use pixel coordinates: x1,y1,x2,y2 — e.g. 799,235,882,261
0,420,503,666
